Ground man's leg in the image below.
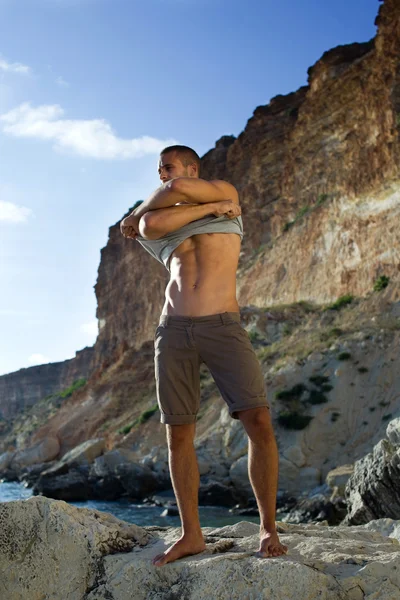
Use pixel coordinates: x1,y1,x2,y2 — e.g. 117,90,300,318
152,423,206,566
238,407,288,558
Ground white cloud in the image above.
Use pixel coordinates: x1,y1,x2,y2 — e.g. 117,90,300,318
0,102,177,159
0,57,31,75
0,200,33,223
81,320,98,336
28,353,50,366
56,75,69,88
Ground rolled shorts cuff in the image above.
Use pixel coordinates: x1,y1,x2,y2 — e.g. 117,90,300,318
160,413,198,425
230,396,270,419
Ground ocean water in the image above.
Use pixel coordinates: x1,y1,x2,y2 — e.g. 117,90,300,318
0,481,259,528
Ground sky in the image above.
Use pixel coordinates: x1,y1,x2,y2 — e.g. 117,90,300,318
0,0,380,376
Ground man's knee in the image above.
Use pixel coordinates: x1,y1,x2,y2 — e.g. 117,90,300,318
238,407,274,439
166,423,196,450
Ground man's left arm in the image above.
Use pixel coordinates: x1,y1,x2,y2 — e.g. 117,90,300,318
121,178,238,233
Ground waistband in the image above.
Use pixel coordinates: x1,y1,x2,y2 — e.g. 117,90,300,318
159,311,240,326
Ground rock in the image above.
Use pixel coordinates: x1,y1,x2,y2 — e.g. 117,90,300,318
326,464,354,496
160,506,179,517
283,445,306,467
345,437,400,525
42,438,106,477
2,497,400,600
197,457,211,476
282,493,347,526
0,496,149,600
89,449,161,501
198,481,240,507
33,468,92,501
10,436,60,470
229,455,252,495
386,416,400,446
19,461,57,486
92,520,400,600
0,451,15,472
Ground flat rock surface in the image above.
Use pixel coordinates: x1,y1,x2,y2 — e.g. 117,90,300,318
2,496,398,600
88,520,400,600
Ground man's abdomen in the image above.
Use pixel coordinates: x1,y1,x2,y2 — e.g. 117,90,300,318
163,233,241,316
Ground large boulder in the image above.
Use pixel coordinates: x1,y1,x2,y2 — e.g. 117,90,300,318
42,438,106,477
10,437,60,470
0,496,149,600
0,451,15,472
326,464,354,497
89,449,162,500
198,480,241,507
1,497,400,600
33,469,92,501
345,424,400,525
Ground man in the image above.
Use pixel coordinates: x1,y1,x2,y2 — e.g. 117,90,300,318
120,145,287,566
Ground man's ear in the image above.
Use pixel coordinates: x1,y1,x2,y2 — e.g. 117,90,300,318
188,163,198,178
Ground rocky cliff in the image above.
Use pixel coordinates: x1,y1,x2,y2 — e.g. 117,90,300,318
1,0,400,510
93,0,400,362
0,346,94,421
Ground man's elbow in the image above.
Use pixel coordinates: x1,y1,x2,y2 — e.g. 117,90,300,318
139,213,163,240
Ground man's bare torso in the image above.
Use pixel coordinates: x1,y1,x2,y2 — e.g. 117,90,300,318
163,231,241,316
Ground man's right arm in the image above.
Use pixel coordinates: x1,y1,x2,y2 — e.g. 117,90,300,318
137,200,241,240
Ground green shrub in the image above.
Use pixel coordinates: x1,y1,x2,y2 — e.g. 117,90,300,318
118,404,158,435
321,383,334,392
331,412,341,422
382,413,392,421
326,295,354,311
275,383,307,401
283,221,294,232
118,423,134,435
373,275,390,292
59,378,87,399
248,330,261,343
338,352,351,361
379,400,390,407
277,411,313,430
369,406,376,412
296,206,310,219
316,193,329,206
138,404,158,424
358,366,369,373
306,390,329,405
309,375,330,386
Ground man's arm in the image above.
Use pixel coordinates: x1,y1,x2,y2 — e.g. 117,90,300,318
122,178,238,233
138,200,241,240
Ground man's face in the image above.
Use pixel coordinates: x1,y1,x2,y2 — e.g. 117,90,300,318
158,152,192,184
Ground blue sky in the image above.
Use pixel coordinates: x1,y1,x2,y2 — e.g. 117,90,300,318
0,0,379,376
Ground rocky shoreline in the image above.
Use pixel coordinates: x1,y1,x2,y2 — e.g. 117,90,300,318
1,496,400,600
1,416,400,528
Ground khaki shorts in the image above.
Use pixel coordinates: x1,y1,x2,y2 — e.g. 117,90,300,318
154,311,269,425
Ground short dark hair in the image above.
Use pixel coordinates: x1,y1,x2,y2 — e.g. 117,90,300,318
160,145,201,175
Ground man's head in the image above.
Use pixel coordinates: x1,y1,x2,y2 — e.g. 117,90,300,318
158,145,200,183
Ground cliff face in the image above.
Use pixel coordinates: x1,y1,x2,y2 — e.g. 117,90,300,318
91,0,400,362
0,347,94,421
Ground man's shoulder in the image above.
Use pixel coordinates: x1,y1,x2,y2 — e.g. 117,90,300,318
209,179,239,203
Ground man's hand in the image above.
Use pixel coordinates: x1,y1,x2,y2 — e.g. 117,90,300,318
120,215,140,239
212,200,241,219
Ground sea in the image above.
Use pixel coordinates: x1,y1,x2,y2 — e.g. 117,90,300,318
0,480,259,528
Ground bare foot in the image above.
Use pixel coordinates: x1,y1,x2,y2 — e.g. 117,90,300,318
256,529,288,558
152,533,206,567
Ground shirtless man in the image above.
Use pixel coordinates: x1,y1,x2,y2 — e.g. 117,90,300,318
120,145,287,566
